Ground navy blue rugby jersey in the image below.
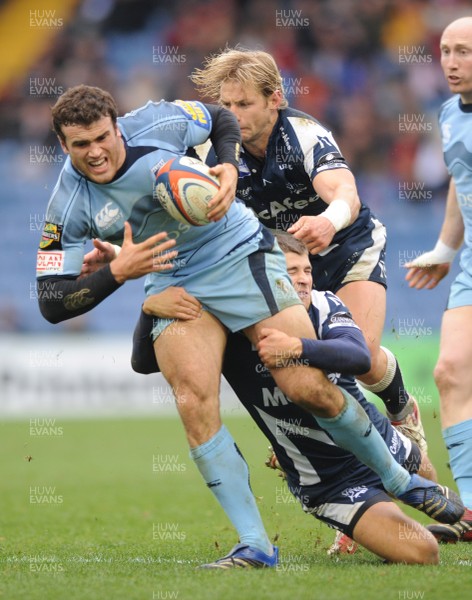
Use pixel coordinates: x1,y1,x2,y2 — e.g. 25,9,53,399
223,289,402,502
201,107,373,245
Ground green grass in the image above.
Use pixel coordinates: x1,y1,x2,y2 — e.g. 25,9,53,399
1,336,471,600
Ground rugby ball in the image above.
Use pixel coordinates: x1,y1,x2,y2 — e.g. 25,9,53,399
154,156,220,226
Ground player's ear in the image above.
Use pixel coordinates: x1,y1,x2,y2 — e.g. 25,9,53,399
57,135,69,155
269,89,283,110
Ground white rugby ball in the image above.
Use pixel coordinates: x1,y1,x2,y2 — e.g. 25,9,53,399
154,156,220,226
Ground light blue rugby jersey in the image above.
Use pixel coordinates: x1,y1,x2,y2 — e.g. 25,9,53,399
439,96,472,272
36,100,260,279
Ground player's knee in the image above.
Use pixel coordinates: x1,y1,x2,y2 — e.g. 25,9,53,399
390,530,438,565
401,523,439,565
366,341,382,372
173,384,215,409
413,534,439,565
164,374,219,422
433,355,460,395
166,367,216,398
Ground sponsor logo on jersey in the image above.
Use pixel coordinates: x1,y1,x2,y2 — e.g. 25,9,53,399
389,430,400,455
316,161,349,174
262,387,292,407
257,196,318,220
95,202,123,230
39,222,63,249
36,251,64,273
327,313,358,329
255,362,270,376
280,128,292,151
341,485,368,503
151,158,166,176
174,100,209,129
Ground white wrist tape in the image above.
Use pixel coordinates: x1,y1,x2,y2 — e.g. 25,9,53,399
112,244,121,258
409,239,458,267
321,199,351,232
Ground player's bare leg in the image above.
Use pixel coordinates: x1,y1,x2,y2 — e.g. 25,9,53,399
335,280,387,388
337,280,428,453
328,443,438,556
352,502,439,564
434,306,472,430
154,310,275,559
418,451,437,482
153,310,226,446
429,306,472,543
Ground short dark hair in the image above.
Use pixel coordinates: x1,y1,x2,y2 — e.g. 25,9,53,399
51,85,118,142
274,230,308,255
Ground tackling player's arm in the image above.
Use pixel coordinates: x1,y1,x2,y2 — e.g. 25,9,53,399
204,104,241,221
257,298,370,374
297,309,371,374
405,178,464,290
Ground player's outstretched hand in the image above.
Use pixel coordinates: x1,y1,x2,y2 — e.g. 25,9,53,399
288,215,336,255
143,287,202,320
207,163,238,222
405,262,450,290
80,239,117,278
110,222,177,284
257,327,303,368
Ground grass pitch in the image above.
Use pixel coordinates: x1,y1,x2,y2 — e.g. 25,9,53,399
1,337,471,600
1,415,471,600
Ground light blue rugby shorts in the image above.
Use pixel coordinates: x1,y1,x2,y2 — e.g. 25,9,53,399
448,267,472,309
146,229,302,340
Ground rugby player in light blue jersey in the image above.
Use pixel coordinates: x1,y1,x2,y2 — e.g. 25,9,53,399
36,85,279,568
406,17,472,543
37,85,462,569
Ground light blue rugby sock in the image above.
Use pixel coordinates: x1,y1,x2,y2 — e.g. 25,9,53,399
316,387,411,496
190,425,273,555
443,418,472,509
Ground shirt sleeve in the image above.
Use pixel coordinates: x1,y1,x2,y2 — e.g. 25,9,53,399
287,116,350,181
300,291,371,374
36,162,93,279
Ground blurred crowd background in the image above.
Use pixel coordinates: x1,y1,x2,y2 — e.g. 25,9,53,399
0,0,470,334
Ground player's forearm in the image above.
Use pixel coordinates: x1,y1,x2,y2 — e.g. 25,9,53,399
326,182,360,226
439,179,464,250
300,330,371,375
314,170,361,230
37,264,122,324
206,104,241,168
